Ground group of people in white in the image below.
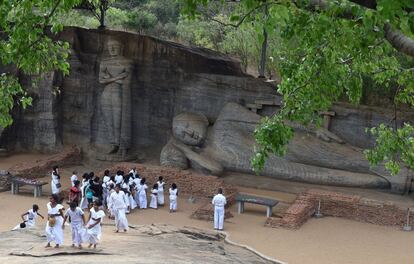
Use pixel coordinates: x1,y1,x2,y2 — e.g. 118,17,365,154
14,166,227,249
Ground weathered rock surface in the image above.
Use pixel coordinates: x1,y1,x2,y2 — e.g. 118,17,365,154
160,139,188,169
2,27,276,154
0,224,276,264
172,112,209,146
203,103,391,189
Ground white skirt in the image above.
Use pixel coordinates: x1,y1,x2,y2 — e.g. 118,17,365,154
157,190,164,205
113,208,128,230
45,217,64,245
150,194,157,209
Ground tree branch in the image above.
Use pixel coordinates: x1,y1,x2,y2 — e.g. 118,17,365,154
310,0,414,58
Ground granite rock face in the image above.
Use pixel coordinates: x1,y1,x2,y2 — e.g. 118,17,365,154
2,27,276,158
2,27,413,192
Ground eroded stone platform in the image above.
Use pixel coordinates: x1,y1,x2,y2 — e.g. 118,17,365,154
0,224,278,264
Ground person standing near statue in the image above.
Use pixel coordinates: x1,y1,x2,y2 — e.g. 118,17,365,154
212,188,227,231
98,38,132,158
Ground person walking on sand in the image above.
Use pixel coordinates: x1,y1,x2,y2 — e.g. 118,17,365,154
109,184,129,232
212,188,226,231
62,202,85,249
169,183,178,213
85,200,105,249
51,166,61,195
45,194,65,248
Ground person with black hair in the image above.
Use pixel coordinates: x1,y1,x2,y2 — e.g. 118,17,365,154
108,184,129,232
51,166,61,195
149,183,158,209
137,178,148,209
169,183,178,213
45,194,65,248
69,180,81,205
85,200,105,248
90,176,103,202
12,204,44,230
62,202,85,249
115,170,123,185
212,188,227,231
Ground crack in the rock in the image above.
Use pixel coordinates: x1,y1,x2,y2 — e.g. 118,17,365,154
9,251,113,258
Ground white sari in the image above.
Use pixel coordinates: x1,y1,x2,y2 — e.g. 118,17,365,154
85,208,105,244
45,202,64,245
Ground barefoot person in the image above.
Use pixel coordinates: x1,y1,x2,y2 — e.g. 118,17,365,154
45,194,65,248
157,176,165,206
85,201,105,249
109,184,129,232
212,188,226,231
13,204,44,230
62,202,85,249
169,183,178,213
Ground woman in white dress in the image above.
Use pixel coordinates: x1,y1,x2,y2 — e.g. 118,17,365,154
51,166,61,195
85,201,105,248
169,183,178,213
45,194,65,248
138,178,148,209
156,176,165,206
149,183,158,209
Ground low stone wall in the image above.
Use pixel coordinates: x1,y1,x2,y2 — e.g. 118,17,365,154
8,146,82,178
102,163,238,220
266,189,413,229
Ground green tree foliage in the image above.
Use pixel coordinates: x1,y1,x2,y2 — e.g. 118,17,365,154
183,0,414,175
0,0,81,127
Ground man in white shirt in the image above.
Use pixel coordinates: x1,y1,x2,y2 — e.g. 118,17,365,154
212,188,227,231
109,184,129,232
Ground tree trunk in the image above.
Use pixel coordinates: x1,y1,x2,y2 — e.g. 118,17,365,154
258,28,268,78
99,5,106,29
258,3,269,78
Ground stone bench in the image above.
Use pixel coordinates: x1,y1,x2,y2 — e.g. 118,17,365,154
236,194,279,217
11,178,48,197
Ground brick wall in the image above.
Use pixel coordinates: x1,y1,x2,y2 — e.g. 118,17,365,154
266,189,413,229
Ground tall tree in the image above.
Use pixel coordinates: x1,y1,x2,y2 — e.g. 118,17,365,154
0,0,82,127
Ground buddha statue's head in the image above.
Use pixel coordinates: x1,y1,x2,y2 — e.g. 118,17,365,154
172,112,209,146
107,39,123,57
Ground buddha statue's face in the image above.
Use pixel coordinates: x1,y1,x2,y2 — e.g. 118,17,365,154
107,40,122,57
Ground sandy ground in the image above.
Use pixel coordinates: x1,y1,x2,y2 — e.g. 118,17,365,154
1,161,414,264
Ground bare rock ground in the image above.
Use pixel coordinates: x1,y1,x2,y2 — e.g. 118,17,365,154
0,224,277,264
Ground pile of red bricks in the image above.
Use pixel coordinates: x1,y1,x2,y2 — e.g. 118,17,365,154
102,163,237,220
9,146,81,178
266,189,414,229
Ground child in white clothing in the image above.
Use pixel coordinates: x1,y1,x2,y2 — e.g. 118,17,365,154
169,183,178,213
62,202,85,248
13,204,44,230
149,183,158,209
